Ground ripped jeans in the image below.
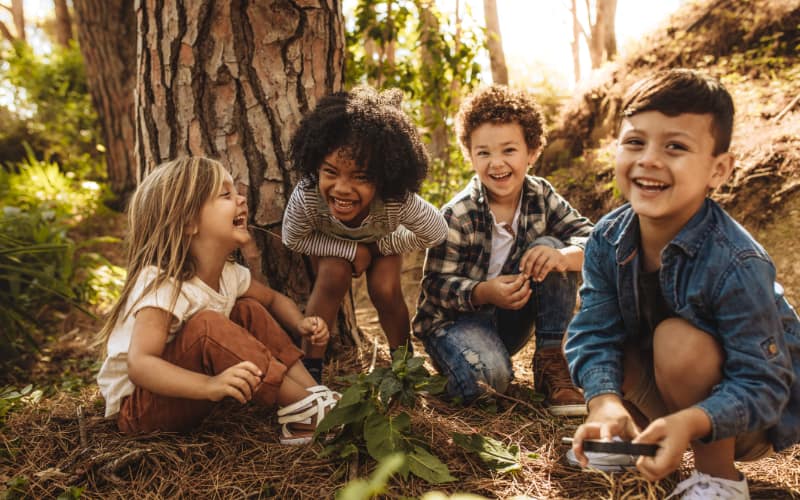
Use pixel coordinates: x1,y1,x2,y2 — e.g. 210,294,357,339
422,237,578,402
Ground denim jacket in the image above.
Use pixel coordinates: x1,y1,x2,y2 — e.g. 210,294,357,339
566,199,800,451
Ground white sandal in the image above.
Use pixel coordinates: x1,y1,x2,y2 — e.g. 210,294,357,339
277,386,339,445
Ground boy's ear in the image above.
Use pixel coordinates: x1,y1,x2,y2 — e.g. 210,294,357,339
527,146,543,165
709,152,735,189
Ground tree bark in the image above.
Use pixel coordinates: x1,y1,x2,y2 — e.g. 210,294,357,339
482,0,507,85
602,0,617,60
11,0,25,41
53,0,73,47
134,0,357,343
73,0,137,204
570,0,581,83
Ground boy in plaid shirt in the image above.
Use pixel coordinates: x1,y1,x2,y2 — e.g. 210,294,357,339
412,85,593,415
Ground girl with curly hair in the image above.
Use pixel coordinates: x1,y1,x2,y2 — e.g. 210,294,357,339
282,86,447,381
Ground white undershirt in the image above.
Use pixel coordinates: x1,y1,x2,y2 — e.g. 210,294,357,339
487,198,522,279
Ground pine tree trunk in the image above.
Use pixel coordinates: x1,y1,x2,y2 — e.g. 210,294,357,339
73,0,137,205
53,0,73,47
134,0,358,344
482,0,508,85
11,0,25,41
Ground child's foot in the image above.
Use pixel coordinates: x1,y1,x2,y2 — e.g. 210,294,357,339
533,347,587,416
277,386,339,445
666,471,749,499
303,357,324,383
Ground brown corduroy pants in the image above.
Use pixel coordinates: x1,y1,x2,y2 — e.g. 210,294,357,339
117,298,304,434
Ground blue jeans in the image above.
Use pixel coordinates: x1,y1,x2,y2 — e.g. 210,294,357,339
422,237,578,402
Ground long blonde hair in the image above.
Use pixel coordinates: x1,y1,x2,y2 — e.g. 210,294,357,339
95,157,227,349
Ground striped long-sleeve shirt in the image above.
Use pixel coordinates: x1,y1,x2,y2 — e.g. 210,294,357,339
282,178,447,261
412,175,594,338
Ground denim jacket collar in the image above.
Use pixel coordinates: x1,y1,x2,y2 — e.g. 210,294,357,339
604,198,715,265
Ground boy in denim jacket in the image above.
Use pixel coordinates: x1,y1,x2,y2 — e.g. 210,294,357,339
413,85,593,415
565,69,800,499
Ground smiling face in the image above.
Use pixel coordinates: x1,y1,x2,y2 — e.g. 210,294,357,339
193,170,250,253
469,122,539,208
615,111,733,230
318,148,377,226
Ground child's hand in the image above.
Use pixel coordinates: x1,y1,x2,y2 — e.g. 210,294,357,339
352,243,372,277
205,361,263,404
476,274,531,310
634,415,694,481
520,245,569,282
297,316,329,347
571,394,640,467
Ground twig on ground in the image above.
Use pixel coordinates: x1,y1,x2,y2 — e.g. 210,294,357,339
774,93,800,123
77,405,88,448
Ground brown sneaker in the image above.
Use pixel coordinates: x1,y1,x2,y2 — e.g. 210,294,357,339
533,347,587,417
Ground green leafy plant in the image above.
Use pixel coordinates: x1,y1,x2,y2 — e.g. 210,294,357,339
451,432,521,474
315,348,454,485
336,452,405,500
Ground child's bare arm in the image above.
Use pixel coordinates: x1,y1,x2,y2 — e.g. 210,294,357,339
127,307,262,403
243,280,329,345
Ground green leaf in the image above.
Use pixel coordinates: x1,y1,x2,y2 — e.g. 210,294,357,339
364,412,410,461
315,399,374,437
378,374,403,405
451,432,521,474
407,446,456,484
335,453,405,500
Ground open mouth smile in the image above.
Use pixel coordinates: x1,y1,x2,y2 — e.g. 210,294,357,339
489,172,512,180
233,214,247,227
633,178,670,192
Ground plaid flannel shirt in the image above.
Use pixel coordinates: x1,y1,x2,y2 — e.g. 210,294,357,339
412,175,594,338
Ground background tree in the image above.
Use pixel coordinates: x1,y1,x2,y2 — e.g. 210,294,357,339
568,0,618,77
73,0,137,204
133,0,357,341
483,0,508,85
53,0,73,48
0,0,25,42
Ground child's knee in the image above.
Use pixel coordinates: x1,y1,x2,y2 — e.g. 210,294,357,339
314,258,352,293
653,317,723,381
445,348,512,401
183,310,245,343
366,277,404,309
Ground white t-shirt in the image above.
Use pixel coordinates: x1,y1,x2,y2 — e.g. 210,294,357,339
487,199,522,279
96,261,251,417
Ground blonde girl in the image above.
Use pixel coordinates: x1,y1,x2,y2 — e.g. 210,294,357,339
96,157,337,444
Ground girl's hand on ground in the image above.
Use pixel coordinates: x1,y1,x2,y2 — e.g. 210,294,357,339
351,243,372,277
635,416,691,481
572,395,639,467
205,361,263,404
297,316,329,347
519,245,568,282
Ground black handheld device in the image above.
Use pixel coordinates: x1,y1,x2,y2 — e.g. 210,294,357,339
561,437,659,457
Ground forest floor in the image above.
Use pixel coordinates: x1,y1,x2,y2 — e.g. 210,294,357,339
0,212,799,498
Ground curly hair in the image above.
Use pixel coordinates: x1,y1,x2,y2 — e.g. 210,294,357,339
290,86,429,201
456,85,546,154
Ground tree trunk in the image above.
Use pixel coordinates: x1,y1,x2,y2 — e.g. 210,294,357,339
570,0,581,83
418,1,448,163
11,0,25,41
482,0,507,85
53,0,73,47
602,0,617,60
73,0,137,204
134,0,358,344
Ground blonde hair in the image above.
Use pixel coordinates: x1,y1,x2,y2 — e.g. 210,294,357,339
95,157,228,350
